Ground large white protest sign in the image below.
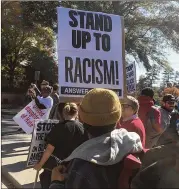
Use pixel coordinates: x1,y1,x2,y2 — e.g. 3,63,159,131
57,7,125,98
13,101,50,134
126,62,136,94
27,119,59,168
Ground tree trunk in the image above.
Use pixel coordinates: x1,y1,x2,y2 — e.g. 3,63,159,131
8,65,15,88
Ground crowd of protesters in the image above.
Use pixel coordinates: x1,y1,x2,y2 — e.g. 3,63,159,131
23,80,179,188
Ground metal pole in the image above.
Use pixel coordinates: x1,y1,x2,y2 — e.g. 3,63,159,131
33,170,39,189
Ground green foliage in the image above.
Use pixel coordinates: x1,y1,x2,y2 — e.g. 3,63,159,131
20,1,179,70
2,1,179,91
1,2,56,89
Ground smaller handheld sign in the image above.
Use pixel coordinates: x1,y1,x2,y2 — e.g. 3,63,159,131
126,62,136,94
13,101,51,134
27,119,59,168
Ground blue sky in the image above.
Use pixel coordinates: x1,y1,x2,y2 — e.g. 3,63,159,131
136,49,179,82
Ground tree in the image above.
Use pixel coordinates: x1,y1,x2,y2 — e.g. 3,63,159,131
145,64,160,87
162,68,175,83
20,1,179,70
137,75,150,93
174,71,179,82
1,2,56,88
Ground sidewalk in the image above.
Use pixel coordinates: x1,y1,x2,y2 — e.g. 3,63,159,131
1,108,22,116
2,133,42,188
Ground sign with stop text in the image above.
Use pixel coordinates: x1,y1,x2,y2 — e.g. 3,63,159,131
26,119,59,168
126,62,136,94
57,7,125,98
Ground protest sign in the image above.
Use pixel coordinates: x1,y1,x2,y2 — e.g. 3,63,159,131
13,101,50,134
126,62,136,94
27,119,59,168
57,7,125,99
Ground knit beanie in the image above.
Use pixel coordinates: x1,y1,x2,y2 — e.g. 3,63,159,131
79,88,121,126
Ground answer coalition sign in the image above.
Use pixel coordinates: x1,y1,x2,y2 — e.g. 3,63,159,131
57,7,125,98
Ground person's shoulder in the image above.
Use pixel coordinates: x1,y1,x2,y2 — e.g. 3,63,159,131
131,118,144,128
65,120,83,126
150,105,160,114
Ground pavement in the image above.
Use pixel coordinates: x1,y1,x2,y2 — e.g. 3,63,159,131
1,108,41,188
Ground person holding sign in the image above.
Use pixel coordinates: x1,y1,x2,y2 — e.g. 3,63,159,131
34,103,87,189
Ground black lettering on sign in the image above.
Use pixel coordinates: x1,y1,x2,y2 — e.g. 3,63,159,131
94,14,104,31
91,59,95,84
61,86,122,97
78,11,85,28
72,30,81,48
36,133,45,140
82,31,91,49
128,71,134,78
83,58,91,84
74,57,82,83
93,33,101,50
37,122,42,131
103,15,112,32
127,84,135,92
41,123,46,131
32,146,38,152
126,64,133,72
102,34,110,51
93,33,110,51
69,11,112,32
65,57,73,83
69,10,78,27
29,152,43,162
115,61,119,85
46,123,52,131
64,57,120,85
86,13,95,30
38,144,45,152
95,59,103,84
104,60,115,85
72,30,91,49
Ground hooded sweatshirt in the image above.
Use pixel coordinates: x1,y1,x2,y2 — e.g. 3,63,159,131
50,129,143,189
138,96,161,127
62,128,142,165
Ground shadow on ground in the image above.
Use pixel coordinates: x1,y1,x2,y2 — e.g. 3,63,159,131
2,161,27,173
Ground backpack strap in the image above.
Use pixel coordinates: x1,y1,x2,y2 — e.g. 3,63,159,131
118,154,142,189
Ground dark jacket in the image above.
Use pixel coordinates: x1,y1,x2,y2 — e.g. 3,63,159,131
49,129,143,189
50,156,142,189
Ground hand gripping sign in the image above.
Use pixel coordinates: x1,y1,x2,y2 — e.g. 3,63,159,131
13,100,51,134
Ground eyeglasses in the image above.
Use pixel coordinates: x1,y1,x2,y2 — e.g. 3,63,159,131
122,104,133,109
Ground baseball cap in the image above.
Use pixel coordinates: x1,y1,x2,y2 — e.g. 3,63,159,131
162,94,175,102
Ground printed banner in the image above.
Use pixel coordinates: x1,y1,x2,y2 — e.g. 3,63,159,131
13,101,50,134
26,119,59,168
57,7,125,98
126,62,136,94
